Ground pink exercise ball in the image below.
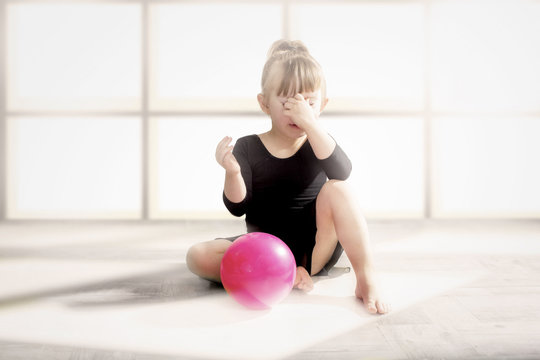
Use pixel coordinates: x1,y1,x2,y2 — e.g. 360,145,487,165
220,232,296,310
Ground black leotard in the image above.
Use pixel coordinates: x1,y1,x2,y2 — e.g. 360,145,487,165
223,134,352,273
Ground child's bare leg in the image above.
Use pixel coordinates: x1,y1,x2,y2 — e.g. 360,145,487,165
186,239,232,282
188,239,314,293
312,180,390,314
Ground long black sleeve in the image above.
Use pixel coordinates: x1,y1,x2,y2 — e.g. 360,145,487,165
318,143,352,180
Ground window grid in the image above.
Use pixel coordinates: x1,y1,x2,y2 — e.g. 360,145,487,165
1,1,6,220
423,0,432,219
4,0,537,220
141,0,149,220
0,0,434,220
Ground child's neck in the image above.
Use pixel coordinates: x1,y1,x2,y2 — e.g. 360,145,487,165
265,128,307,150
258,129,307,159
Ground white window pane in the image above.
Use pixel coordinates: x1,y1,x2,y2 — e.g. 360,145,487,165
7,3,141,111
432,117,540,217
323,117,425,218
150,4,282,111
7,117,141,219
431,0,540,112
150,116,268,219
290,4,425,112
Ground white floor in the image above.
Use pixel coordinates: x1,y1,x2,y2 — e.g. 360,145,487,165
0,220,539,359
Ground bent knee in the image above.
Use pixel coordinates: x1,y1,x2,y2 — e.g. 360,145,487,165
319,179,353,201
186,243,205,273
185,240,231,278
186,242,215,273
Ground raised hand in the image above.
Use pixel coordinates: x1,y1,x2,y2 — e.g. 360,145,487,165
283,93,318,131
215,136,241,174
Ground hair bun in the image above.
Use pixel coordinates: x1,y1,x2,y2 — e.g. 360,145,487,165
267,39,310,59
260,39,325,99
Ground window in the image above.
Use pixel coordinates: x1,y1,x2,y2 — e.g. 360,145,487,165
7,3,141,111
2,1,539,220
7,116,141,219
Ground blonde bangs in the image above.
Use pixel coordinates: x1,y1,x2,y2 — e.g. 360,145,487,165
276,57,324,98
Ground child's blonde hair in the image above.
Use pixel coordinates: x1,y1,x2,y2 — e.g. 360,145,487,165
261,40,326,100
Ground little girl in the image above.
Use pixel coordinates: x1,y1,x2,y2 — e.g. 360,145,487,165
186,40,389,314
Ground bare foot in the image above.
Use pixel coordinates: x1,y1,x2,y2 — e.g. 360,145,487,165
293,266,313,292
355,270,390,314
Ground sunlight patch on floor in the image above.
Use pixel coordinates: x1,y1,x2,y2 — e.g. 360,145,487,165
0,259,485,360
372,222,540,256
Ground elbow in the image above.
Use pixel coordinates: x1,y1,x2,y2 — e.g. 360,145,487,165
224,203,247,217
328,174,349,181
331,164,352,181
223,191,249,216
229,208,246,217
344,163,352,180
333,173,350,181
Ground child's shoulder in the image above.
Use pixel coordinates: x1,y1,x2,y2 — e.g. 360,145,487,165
235,134,259,148
234,135,268,161
237,134,258,142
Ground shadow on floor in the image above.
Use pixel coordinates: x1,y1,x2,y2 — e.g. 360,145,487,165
0,264,224,309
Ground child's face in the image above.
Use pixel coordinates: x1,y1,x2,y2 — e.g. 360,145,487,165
258,65,328,138
263,88,325,138
258,69,327,138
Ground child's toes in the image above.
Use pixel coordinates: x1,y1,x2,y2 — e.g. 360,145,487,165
301,278,313,291
376,301,387,314
366,299,378,314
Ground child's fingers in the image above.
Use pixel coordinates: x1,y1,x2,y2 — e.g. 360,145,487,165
219,146,234,166
217,136,232,149
218,136,232,148
216,136,240,172
223,150,240,172
286,97,297,104
216,137,232,159
217,147,230,162
224,146,233,158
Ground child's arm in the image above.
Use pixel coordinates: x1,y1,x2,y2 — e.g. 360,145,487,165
317,140,352,180
306,124,352,180
216,136,251,216
304,122,337,160
224,171,245,204
304,125,352,180
284,94,352,179
216,136,245,203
